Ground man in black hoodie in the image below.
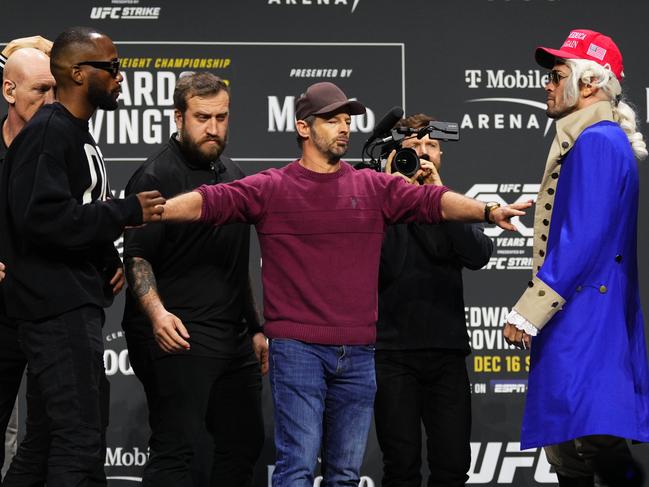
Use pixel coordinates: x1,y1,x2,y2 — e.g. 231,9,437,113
375,113,493,487
0,27,164,487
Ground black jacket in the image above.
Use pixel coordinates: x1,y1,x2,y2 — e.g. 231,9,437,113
377,221,493,353
122,135,261,358
0,103,142,321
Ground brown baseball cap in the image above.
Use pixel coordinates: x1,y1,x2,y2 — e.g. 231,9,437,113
295,82,366,121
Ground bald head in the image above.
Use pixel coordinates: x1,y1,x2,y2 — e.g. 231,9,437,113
4,47,51,84
2,47,55,130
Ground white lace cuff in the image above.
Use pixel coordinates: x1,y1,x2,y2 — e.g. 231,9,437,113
506,309,539,336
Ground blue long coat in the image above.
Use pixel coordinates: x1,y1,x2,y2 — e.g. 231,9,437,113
513,103,649,449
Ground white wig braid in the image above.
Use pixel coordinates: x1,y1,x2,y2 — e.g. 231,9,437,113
563,58,647,160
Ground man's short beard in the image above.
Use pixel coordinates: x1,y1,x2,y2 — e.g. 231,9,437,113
546,84,578,120
178,125,227,166
322,148,345,164
546,105,576,120
88,78,119,111
312,126,347,164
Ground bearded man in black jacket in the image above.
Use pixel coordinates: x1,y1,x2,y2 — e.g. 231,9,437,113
0,27,164,487
122,72,267,487
375,113,493,487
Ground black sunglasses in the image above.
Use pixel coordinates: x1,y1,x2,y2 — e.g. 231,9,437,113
77,59,120,78
547,69,568,85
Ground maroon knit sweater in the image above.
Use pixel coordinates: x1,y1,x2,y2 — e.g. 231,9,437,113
196,160,448,345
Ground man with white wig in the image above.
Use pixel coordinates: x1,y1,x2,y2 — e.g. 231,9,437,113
503,29,649,486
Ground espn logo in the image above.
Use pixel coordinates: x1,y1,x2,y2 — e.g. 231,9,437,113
491,380,527,394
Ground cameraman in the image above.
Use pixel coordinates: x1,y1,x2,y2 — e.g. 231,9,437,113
375,113,493,487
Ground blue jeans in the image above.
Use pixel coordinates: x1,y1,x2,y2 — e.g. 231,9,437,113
269,339,376,487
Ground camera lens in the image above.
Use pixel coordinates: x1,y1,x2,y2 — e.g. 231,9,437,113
393,148,420,177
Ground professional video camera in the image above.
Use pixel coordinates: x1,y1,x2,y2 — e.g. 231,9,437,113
354,107,460,177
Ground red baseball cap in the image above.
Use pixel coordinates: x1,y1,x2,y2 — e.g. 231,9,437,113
535,29,624,80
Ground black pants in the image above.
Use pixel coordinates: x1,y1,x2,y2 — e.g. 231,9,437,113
546,435,642,486
141,353,264,487
125,324,215,485
0,319,29,484
374,349,471,487
123,323,160,432
2,365,50,487
3,306,108,487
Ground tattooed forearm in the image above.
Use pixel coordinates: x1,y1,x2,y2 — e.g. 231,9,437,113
125,257,158,298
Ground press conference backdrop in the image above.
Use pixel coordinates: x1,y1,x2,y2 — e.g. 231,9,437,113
3,0,649,485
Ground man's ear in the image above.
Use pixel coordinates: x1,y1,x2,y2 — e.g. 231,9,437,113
174,109,184,135
580,82,598,99
71,65,85,86
296,119,311,139
2,80,16,105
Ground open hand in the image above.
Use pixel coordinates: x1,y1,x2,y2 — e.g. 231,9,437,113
491,200,534,231
152,311,191,353
2,36,53,58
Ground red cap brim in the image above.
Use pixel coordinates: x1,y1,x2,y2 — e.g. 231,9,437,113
535,46,583,69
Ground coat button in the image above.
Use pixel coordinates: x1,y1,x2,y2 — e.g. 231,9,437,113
543,219,549,226
539,249,545,257
551,301,559,308
545,203,552,210
541,235,547,241
547,188,555,195
551,173,559,179
615,255,622,263
599,285,607,294
561,141,570,149
538,290,546,297
528,280,534,287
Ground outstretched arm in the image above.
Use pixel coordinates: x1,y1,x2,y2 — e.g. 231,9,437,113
161,191,203,222
439,191,532,231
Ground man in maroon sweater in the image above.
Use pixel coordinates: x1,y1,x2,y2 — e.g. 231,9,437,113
158,82,529,487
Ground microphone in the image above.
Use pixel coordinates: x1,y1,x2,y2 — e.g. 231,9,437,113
366,106,404,142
